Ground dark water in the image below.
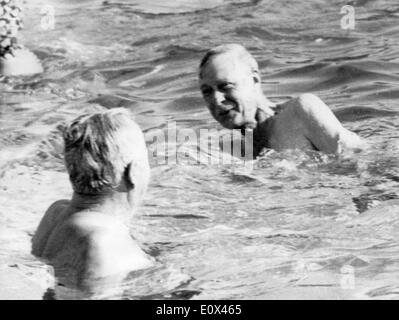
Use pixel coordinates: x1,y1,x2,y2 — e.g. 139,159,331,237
1,0,399,299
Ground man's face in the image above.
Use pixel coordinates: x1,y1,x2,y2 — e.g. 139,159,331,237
200,54,260,130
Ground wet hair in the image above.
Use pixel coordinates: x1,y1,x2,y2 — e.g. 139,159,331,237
63,108,147,195
198,44,260,79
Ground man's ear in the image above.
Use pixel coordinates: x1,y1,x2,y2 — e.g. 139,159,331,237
123,163,135,190
252,71,261,84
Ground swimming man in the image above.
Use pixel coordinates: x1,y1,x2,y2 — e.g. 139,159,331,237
199,44,364,156
31,109,153,291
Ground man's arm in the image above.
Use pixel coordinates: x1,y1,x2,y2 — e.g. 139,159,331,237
294,93,364,153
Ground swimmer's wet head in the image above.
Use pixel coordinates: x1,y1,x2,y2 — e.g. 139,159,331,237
63,108,151,207
199,44,274,132
32,108,154,292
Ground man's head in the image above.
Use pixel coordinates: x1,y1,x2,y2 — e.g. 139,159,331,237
199,44,265,130
63,108,150,205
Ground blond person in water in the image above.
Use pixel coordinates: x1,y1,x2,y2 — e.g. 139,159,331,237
32,109,153,291
199,44,364,156
0,0,42,76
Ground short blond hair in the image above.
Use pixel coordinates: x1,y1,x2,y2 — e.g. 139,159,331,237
63,108,148,195
199,44,259,79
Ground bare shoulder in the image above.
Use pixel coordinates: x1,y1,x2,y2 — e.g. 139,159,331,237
274,94,329,122
295,93,366,150
31,200,70,257
45,200,70,221
32,211,109,262
287,93,332,117
38,199,70,230
68,211,125,233
278,93,343,129
280,93,365,152
296,93,324,105
63,213,153,280
33,210,152,287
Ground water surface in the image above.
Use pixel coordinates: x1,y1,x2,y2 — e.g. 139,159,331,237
1,0,399,299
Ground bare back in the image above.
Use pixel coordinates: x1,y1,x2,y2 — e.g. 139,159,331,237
32,203,153,289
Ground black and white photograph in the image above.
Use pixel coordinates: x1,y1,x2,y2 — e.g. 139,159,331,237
1,0,399,302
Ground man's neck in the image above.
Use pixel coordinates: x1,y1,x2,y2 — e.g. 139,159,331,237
242,95,277,157
69,191,135,222
259,95,277,118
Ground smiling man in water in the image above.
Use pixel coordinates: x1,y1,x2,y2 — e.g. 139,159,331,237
199,44,364,156
32,109,153,292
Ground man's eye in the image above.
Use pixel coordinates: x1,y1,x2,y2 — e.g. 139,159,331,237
219,84,234,92
201,87,213,96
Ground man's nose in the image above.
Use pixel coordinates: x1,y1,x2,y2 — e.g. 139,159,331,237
211,91,226,105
